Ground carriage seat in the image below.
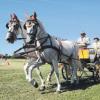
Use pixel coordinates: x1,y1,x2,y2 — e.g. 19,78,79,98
78,48,97,63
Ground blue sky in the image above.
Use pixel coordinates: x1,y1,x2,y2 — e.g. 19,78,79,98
0,0,100,55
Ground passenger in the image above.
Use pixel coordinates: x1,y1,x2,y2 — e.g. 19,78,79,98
92,37,100,57
77,32,90,48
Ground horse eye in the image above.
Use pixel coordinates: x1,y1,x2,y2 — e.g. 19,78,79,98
29,22,31,25
14,24,19,29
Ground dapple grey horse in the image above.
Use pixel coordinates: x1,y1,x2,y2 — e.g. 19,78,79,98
5,14,66,91
5,13,50,90
22,12,81,92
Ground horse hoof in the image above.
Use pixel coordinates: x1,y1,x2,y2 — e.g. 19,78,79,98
30,79,38,88
34,81,38,88
39,86,45,91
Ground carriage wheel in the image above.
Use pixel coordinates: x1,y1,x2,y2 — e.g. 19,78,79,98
61,63,71,81
86,63,100,82
78,60,89,79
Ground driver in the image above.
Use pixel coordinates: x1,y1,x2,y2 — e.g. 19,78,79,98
77,32,90,48
92,37,100,57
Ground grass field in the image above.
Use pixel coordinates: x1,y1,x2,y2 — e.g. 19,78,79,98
0,59,100,100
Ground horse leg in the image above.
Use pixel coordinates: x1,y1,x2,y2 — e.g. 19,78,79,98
52,60,61,92
24,58,36,81
63,64,70,80
36,67,45,91
28,58,43,88
70,59,78,84
46,64,54,83
24,62,29,80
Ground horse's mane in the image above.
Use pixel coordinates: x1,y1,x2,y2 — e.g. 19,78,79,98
37,19,47,33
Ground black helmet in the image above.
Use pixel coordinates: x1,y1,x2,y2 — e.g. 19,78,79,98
80,32,86,36
94,37,99,41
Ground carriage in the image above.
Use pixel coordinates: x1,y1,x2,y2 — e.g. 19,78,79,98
61,47,100,81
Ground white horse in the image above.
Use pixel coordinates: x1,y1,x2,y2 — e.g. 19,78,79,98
5,13,50,90
22,12,81,92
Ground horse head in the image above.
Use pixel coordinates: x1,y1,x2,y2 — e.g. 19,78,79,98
23,12,47,44
5,13,22,43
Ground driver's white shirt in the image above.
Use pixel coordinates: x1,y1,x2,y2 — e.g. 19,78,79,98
91,41,100,57
77,36,90,47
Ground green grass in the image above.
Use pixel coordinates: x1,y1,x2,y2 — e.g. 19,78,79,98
0,59,100,100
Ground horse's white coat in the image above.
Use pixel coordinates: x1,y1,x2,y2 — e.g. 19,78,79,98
25,18,81,91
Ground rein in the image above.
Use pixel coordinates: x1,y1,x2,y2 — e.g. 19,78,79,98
16,38,26,40
14,21,79,62
13,34,51,55
14,44,36,54
14,33,80,62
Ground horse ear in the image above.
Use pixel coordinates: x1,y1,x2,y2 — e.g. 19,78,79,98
12,13,19,21
6,23,9,29
34,12,37,19
23,23,26,30
13,13,17,18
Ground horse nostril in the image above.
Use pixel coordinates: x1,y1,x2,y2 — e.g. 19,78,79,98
6,37,11,41
6,38,10,41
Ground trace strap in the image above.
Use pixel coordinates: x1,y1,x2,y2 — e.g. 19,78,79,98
14,44,36,54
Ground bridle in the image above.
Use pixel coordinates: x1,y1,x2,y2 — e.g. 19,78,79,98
6,20,26,40
6,20,20,30
24,19,39,43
